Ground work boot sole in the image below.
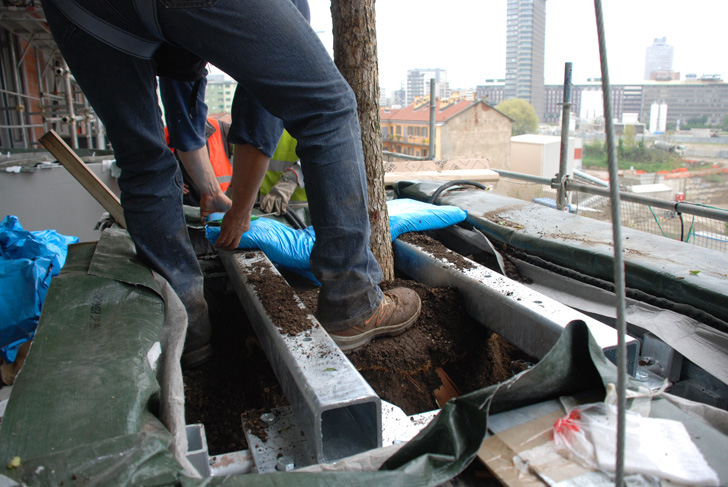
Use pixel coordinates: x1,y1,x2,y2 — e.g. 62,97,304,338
332,301,421,352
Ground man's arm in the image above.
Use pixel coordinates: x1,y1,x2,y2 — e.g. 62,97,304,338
176,147,232,221
213,144,270,250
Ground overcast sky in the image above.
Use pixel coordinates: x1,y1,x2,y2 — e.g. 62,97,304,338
303,0,727,95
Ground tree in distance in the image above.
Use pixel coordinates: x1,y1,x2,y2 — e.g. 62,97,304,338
495,99,539,136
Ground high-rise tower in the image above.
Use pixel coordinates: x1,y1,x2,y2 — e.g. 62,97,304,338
405,68,449,106
644,37,674,80
505,0,546,119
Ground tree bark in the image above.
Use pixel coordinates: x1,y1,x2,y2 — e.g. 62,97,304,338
330,0,394,282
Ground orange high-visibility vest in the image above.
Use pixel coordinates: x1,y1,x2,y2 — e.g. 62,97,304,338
164,118,233,192
205,118,233,192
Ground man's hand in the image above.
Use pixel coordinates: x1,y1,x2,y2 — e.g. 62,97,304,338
213,206,249,250
260,170,298,215
199,191,232,224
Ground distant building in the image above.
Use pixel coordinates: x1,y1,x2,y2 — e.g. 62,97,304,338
505,0,546,120
644,37,674,80
476,79,506,106
649,70,680,81
205,74,237,113
542,79,728,128
380,96,513,169
405,69,449,106
510,134,583,179
649,102,668,133
392,88,407,107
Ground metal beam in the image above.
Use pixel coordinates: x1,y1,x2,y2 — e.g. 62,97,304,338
393,238,639,373
218,250,381,465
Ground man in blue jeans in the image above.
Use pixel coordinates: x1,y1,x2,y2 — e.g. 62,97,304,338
41,0,421,366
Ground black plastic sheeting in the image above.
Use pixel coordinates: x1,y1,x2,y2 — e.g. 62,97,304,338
394,181,728,329
2,226,727,486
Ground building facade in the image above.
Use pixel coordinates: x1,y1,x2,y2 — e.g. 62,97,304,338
542,79,728,130
380,97,513,169
505,0,546,120
205,74,237,114
644,37,674,80
476,79,506,106
405,69,449,106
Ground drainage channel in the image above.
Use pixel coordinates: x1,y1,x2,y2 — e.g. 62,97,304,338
393,238,639,372
218,250,381,471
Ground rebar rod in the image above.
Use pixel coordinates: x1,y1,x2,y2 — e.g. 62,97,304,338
556,62,572,210
593,1,627,485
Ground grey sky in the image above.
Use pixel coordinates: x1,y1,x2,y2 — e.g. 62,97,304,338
307,0,727,94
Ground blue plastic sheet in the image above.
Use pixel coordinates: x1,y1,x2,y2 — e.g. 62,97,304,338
0,215,79,362
206,218,318,282
387,198,467,240
205,199,466,282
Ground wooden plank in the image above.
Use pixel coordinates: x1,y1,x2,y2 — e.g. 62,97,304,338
39,130,126,229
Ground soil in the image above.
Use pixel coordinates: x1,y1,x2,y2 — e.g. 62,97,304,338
183,232,534,456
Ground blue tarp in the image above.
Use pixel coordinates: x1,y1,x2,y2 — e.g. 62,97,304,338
205,199,467,282
0,215,78,362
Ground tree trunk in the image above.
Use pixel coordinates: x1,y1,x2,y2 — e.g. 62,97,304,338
330,0,394,282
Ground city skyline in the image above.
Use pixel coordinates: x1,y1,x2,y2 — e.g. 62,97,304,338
304,0,727,95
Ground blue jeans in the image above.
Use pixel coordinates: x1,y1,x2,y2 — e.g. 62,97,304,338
227,0,310,157
159,73,209,152
42,0,383,331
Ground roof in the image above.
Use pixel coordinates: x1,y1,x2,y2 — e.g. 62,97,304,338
511,134,562,145
380,99,508,124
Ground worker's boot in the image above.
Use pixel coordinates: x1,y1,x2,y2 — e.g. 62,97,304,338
329,287,421,352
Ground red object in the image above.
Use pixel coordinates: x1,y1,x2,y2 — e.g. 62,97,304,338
675,192,685,202
554,409,582,434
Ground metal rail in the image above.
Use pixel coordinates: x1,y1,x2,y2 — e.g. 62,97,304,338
491,169,728,222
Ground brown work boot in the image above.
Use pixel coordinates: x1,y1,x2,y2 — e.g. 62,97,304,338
329,287,421,351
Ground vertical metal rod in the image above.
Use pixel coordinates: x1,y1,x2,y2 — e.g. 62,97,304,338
62,60,79,149
429,78,436,159
593,1,627,485
8,33,29,148
96,118,106,150
83,97,92,149
556,62,572,210
0,33,14,145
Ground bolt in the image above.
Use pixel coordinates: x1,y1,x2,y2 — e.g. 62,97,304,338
260,413,276,425
276,456,294,472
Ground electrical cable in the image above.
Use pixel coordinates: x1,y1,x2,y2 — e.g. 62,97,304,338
284,209,306,230
427,180,489,204
648,206,669,238
678,211,685,242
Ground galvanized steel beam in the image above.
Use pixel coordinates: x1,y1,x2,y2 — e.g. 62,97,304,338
219,250,381,465
393,238,639,373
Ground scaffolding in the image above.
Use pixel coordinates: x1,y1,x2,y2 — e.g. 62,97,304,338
0,1,106,150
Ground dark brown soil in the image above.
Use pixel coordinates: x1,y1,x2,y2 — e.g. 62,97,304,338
183,286,287,454
184,234,533,455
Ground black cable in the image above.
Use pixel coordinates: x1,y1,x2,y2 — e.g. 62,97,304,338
678,211,684,242
427,180,489,204
284,210,306,230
